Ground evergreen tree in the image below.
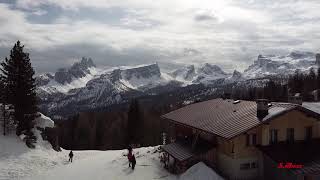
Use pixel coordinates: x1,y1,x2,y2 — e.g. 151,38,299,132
307,68,316,92
127,99,142,145
0,41,37,136
0,79,7,135
317,68,320,89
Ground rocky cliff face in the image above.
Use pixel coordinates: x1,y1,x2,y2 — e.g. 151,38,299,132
243,52,316,79
35,57,96,87
121,63,161,80
54,57,95,84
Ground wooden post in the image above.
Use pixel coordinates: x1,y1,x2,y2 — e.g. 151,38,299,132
192,130,200,151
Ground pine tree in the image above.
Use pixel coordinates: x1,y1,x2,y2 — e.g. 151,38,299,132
127,99,142,145
317,68,320,89
0,79,7,135
0,41,37,136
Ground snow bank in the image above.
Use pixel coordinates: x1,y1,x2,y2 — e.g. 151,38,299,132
0,113,100,180
34,113,54,129
32,113,55,149
180,162,224,180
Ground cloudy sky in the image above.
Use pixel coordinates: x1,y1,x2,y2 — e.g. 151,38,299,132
0,0,319,73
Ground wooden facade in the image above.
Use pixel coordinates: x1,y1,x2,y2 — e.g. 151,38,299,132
162,99,320,179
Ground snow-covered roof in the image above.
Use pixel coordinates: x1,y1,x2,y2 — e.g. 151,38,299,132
302,102,320,115
262,107,287,122
180,162,224,180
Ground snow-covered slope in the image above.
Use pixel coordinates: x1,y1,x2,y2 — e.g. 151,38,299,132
0,113,98,180
243,51,317,79
0,123,223,180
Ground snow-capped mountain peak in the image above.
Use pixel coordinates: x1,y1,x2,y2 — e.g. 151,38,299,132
54,57,96,84
197,63,227,75
36,51,320,117
243,51,317,79
170,65,196,81
121,63,160,80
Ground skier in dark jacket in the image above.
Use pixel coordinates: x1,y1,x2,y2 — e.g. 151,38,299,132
131,154,136,170
128,147,132,167
69,151,74,163
127,146,133,167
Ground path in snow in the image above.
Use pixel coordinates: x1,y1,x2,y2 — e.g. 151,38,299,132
23,147,177,180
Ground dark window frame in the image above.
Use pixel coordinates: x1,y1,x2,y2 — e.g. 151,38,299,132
251,162,258,169
305,126,312,141
270,129,278,144
240,163,250,170
246,134,250,146
286,128,294,143
252,134,257,145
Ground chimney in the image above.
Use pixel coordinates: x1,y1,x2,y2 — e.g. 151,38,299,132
256,99,269,120
222,92,231,100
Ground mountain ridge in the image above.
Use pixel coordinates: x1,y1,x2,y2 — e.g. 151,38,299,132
36,51,319,117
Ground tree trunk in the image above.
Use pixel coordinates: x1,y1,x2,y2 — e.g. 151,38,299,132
2,103,5,136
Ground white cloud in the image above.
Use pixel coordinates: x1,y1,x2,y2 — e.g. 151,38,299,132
32,9,48,16
0,0,319,73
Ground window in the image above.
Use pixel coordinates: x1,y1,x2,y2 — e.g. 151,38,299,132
240,162,258,170
287,128,294,143
246,133,257,146
246,134,250,146
270,129,278,144
240,163,250,170
252,134,257,145
251,162,258,169
305,126,312,141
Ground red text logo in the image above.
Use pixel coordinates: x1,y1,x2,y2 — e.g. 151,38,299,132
278,162,303,169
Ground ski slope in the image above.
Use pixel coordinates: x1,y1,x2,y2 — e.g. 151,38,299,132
0,114,223,180
24,147,176,180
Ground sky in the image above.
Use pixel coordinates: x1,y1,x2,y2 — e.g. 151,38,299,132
0,0,319,74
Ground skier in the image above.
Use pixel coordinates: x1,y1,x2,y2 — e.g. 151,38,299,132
131,153,136,170
127,146,133,167
69,150,74,163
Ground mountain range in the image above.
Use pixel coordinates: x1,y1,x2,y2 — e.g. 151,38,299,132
36,51,320,118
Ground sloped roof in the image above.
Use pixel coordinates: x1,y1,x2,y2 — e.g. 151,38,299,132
162,98,299,139
302,102,320,115
161,142,194,162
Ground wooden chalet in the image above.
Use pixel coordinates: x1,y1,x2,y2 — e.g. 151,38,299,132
161,98,320,180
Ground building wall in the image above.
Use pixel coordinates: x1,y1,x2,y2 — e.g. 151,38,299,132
267,110,319,142
263,154,297,180
215,109,319,179
216,151,260,180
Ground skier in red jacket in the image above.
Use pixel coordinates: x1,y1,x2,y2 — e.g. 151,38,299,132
127,146,136,170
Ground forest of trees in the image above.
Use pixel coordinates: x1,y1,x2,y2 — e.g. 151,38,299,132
231,68,320,102
0,41,38,143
